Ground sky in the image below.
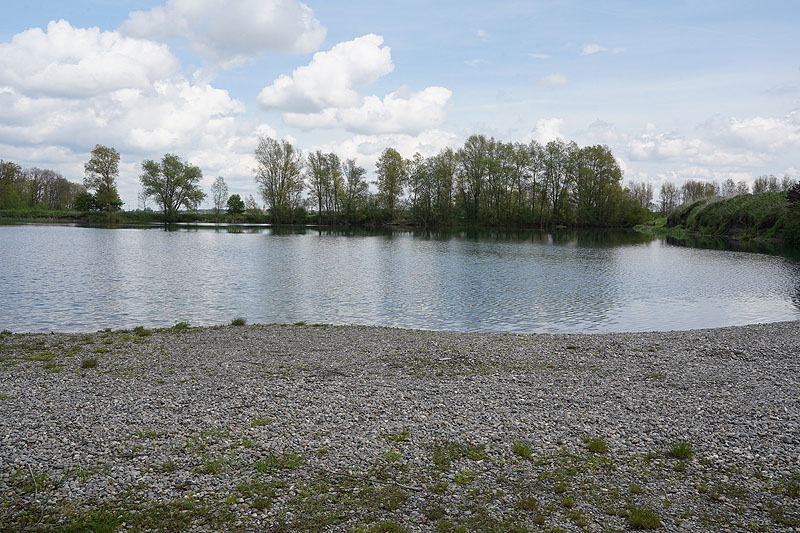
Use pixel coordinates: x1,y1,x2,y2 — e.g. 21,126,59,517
1,0,798,209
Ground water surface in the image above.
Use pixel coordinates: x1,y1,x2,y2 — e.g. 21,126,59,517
1,224,798,333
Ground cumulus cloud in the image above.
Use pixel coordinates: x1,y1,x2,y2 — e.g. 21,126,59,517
258,34,393,112
0,20,179,99
283,87,452,134
0,21,277,206
310,129,459,171
260,35,452,135
523,118,564,144
626,128,764,167
700,112,800,153
537,73,568,88
120,0,325,65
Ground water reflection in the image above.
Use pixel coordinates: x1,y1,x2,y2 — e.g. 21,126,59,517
1,224,798,333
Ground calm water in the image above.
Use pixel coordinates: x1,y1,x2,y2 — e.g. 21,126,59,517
1,223,799,333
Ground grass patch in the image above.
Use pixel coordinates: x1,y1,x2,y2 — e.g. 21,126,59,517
385,429,410,442
255,450,305,473
627,505,661,529
667,441,693,460
454,470,477,485
512,440,534,460
583,437,608,453
230,317,246,326
132,326,151,337
251,417,273,427
430,439,486,471
81,358,98,369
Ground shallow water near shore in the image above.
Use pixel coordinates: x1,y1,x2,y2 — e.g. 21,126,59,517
1,223,799,333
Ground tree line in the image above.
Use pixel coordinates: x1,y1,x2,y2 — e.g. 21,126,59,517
4,138,796,227
250,134,651,228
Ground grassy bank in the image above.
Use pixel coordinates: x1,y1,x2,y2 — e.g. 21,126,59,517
662,192,800,247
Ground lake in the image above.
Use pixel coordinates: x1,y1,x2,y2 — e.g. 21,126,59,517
1,223,798,333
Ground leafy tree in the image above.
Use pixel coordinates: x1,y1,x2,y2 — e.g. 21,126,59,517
226,193,244,215
375,147,407,217
457,134,491,222
244,194,261,215
342,159,368,223
211,176,228,219
659,182,679,216
74,190,99,212
307,151,342,222
84,145,122,212
140,154,206,220
254,135,305,223
0,160,24,209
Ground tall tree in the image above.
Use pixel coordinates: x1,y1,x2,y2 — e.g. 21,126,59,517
210,176,228,219
375,147,407,218
456,134,491,222
226,193,245,215
84,145,122,212
140,154,206,220
0,160,24,209
342,159,368,224
254,135,305,223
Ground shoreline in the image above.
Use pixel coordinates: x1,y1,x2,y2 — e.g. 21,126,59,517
1,321,798,531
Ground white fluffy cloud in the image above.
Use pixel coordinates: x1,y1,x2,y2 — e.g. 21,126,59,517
260,34,452,135
523,118,565,144
0,20,179,98
120,0,325,65
0,21,277,206
258,34,393,112
701,112,800,153
283,87,452,134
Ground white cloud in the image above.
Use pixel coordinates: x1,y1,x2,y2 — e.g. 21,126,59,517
310,129,458,172
523,118,564,144
626,128,764,167
0,21,278,207
700,112,800,153
0,20,179,99
120,0,325,65
283,87,452,134
476,29,488,40
528,53,551,59
581,43,607,55
537,73,568,88
258,34,393,112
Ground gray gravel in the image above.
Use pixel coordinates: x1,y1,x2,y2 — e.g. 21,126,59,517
1,321,799,531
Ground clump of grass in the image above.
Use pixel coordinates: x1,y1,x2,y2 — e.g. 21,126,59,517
512,440,534,460
29,351,56,362
201,455,223,474
172,322,190,331
255,450,305,472
133,326,151,337
161,458,177,473
667,441,693,460
230,317,246,326
385,429,410,442
430,439,486,470
251,417,272,427
454,470,477,485
0,329,11,337
515,496,539,511
81,358,98,369
583,437,608,453
627,505,661,529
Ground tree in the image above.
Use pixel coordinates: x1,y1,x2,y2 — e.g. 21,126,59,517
0,160,24,209
627,181,654,209
375,147,407,217
211,176,228,219
659,182,679,216
226,193,244,215
140,153,206,220
342,159,368,223
254,135,305,223
84,145,122,212
245,194,261,215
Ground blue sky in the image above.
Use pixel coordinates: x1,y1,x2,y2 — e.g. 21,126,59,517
1,1,798,207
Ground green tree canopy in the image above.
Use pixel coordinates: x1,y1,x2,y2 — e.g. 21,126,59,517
84,145,122,212
140,153,206,220
375,147,407,217
226,193,244,215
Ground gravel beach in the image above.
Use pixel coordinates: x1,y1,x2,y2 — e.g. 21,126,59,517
1,321,798,531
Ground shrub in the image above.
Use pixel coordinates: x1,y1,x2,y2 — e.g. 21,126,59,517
230,317,246,326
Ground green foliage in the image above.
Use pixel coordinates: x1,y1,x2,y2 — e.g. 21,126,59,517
226,193,245,215
84,145,122,213
81,358,98,369
140,153,206,220
172,322,190,331
512,440,534,460
230,317,246,326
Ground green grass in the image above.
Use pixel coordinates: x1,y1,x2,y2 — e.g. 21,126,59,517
667,441,693,460
627,505,661,529
172,322,190,331
512,439,534,460
230,317,246,326
583,437,608,453
81,358,98,369
132,326,151,337
251,417,273,427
